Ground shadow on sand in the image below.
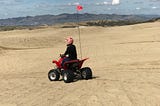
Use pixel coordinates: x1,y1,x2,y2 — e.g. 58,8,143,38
53,76,99,83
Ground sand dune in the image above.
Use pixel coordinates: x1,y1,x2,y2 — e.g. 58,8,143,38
0,22,160,106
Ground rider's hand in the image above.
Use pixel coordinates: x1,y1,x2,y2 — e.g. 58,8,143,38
60,54,65,58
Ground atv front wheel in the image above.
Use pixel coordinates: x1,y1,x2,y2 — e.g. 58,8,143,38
48,69,60,81
63,70,74,83
81,67,92,80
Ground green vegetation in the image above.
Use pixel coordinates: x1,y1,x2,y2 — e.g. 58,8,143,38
0,26,47,31
0,26,20,31
86,20,145,27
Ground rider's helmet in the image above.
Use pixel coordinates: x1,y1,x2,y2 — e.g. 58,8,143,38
65,37,74,45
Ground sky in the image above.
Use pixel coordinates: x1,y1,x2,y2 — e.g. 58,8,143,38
0,0,160,19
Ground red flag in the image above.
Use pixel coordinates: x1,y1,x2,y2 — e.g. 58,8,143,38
77,5,83,11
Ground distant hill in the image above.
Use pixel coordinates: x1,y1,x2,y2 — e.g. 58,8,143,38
0,13,159,26
146,17,160,22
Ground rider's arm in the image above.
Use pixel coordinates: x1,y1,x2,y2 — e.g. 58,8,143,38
64,46,69,56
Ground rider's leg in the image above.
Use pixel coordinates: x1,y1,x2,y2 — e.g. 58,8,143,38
61,57,71,67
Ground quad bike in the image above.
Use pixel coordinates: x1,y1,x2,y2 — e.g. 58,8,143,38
48,56,92,83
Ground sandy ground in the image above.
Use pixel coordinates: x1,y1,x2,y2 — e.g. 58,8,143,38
0,22,160,106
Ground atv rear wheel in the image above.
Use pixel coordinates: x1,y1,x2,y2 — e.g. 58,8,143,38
48,69,60,81
63,70,74,83
81,67,92,80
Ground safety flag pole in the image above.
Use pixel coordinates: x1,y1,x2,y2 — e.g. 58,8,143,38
76,5,83,59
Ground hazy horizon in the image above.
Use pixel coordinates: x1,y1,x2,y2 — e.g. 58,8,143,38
0,0,160,19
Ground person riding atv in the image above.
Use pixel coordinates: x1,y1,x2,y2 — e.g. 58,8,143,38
48,37,92,83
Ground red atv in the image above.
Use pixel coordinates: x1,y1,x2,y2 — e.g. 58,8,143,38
48,57,92,83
